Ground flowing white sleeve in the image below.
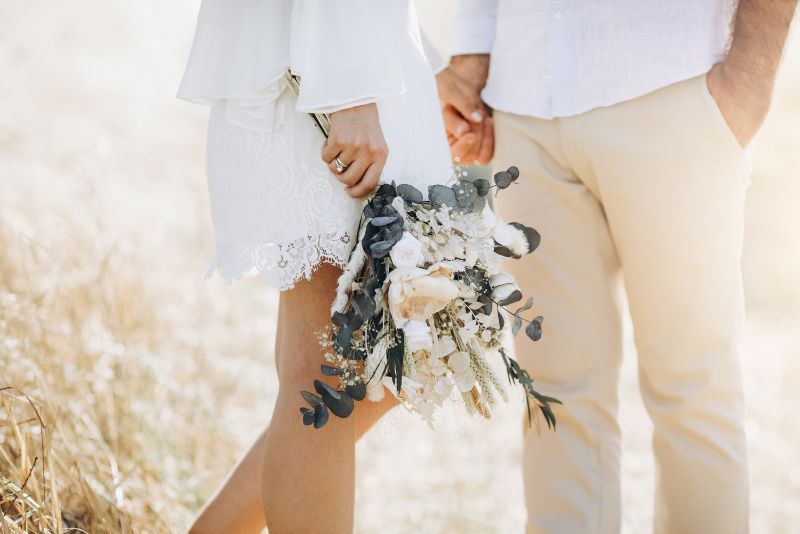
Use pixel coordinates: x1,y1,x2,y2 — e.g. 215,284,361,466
450,0,498,56
290,0,406,114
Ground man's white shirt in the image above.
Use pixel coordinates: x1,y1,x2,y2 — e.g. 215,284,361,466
451,0,737,118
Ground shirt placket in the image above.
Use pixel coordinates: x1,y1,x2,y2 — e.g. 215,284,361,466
545,1,565,118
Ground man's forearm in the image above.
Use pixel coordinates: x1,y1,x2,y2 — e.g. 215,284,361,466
726,0,797,84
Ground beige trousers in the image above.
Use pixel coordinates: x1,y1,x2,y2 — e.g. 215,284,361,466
494,74,750,534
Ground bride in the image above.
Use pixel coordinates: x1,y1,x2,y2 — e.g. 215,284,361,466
178,1,484,532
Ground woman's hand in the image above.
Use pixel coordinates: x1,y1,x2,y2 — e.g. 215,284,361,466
322,103,389,198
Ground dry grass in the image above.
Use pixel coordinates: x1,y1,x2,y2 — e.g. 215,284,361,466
1,2,799,533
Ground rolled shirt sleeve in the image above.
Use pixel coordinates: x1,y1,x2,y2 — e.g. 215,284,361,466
450,0,498,56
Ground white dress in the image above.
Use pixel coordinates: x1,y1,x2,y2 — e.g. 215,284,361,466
178,0,453,290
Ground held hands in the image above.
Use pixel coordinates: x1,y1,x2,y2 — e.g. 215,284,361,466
323,103,389,198
436,54,494,165
706,61,772,148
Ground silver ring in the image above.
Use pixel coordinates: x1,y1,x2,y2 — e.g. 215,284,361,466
334,156,349,174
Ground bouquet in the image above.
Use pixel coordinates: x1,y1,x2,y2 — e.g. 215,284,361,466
287,73,560,430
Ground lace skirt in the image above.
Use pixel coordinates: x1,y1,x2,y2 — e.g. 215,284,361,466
205,84,452,291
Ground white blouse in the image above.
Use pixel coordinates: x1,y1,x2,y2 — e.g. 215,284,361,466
178,0,453,290
178,0,433,129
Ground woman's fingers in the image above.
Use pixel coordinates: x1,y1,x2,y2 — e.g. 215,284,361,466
346,160,384,199
321,139,340,164
334,155,369,187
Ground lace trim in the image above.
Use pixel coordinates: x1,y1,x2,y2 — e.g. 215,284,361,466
207,230,355,291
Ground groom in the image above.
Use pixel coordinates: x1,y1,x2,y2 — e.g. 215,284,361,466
437,1,797,533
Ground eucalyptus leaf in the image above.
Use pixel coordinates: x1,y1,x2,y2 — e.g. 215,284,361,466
428,184,457,208
372,215,401,227
494,171,514,189
396,184,423,203
498,311,505,330
334,324,353,356
314,380,354,418
300,407,315,426
314,404,329,428
512,315,523,336
301,390,323,408
453,180,478,208
320,364,342,376
514,297,534,316
474,178,490,196
498,289,523,306
507,166,520,179
525,317,543,341
370,239,396,258
346,382,367,401
352,291,376,322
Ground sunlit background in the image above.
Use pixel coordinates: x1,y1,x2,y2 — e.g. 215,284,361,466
1,1,798,532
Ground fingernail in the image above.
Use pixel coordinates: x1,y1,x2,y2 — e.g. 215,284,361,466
470,111,483,122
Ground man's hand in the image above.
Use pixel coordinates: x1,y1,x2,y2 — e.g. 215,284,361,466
706,62,771,148
706,0,798,147
436,54,493,165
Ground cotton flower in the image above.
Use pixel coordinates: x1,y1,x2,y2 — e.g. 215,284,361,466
387,263,461,326
490,272,521,302
402,319,433,353
494,220,531,257
390,231,424,267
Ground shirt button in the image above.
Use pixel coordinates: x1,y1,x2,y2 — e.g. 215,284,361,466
553,11,563,20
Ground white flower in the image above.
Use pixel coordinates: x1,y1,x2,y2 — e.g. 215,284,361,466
402,319,433,353
454,368,477,393
431,336,457,359
391,196,408,221
490,272,521,303
434,376,454,397
494,220,530,258
387,263,461,326
447,351,471,372
390,231,424,267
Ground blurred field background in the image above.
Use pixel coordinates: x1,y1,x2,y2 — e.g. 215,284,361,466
1,1,798,533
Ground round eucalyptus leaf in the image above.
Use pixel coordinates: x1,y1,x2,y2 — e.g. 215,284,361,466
397,184,424,203
525,318,543,341
453,180,478,208
474,178,491,196
494,171,514,189
429,184,457,208
346,382,367,401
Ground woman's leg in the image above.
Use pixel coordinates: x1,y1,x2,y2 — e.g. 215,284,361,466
188,398,396,534
188,263,396,534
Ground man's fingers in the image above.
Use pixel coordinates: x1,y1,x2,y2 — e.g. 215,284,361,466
442,105,471,139
346,162,383,199
476,115,495,165
441,76,485,124
450,132,478,164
